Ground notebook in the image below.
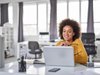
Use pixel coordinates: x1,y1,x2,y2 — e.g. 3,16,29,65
43,46,75,67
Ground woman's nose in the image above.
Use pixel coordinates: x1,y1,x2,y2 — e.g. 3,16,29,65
65,32,68,35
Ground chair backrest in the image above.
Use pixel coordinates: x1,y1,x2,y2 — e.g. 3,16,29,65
81,33,95,45
81,33,97,55
28,41,40,52
84,45,96,55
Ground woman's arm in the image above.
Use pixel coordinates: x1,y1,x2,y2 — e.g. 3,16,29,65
71,39,88,64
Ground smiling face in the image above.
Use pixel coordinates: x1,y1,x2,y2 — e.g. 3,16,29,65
62,25,75,41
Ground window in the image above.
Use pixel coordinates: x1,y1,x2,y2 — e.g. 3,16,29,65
69,0,79,22
94,0,100,35
23,2,49,37
57,2,67,24
8,4,13,24
81,0,88,33
22,0,100,39
94,0,100,22
57,2,67,36
38,3,47,32
48,3,50,31
23,3,37,36
81,23,87,33
81,0,88,23
23,3,37,24
23,25,37,35
94,23,100,35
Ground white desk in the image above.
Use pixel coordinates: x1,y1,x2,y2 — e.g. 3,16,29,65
0,72,31,75
45,65,100,75
0,61,100,75
94,41,100,62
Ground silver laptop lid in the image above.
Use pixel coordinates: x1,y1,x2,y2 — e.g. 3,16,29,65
43,46,75,67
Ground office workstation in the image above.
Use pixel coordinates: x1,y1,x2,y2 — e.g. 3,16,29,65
0,0,100,75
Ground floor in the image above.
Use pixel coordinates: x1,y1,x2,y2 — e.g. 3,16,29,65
5,55,45,65
1,55,45,75
5,56,16,64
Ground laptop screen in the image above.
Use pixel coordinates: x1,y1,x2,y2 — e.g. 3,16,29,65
43,46,75,67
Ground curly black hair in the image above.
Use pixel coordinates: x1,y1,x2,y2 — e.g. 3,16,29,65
59,18,80,41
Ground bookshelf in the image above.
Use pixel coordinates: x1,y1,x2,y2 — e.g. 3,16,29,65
2,23,14,57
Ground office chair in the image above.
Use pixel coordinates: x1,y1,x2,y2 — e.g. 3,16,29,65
81,33,97,67
28,41,43,64
81,33,97,55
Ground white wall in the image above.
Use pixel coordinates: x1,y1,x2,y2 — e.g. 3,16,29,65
12,2,19,57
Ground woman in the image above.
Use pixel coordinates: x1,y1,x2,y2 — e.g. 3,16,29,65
56,18,88,65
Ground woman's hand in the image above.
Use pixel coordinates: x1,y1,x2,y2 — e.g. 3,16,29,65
59,42,66,46
60,41,70,46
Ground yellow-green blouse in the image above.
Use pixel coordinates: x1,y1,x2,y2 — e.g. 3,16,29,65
56,38,88,65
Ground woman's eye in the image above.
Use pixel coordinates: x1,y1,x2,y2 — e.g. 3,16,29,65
63,31,66,33
68,31,71,33
63,30,72,34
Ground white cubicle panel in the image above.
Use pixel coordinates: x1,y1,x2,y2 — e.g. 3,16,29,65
17,41,28,59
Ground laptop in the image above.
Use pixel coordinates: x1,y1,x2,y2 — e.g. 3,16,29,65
43,46,75,67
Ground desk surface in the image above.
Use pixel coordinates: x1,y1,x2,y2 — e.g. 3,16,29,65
0,61,100,75
0,72,31,75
